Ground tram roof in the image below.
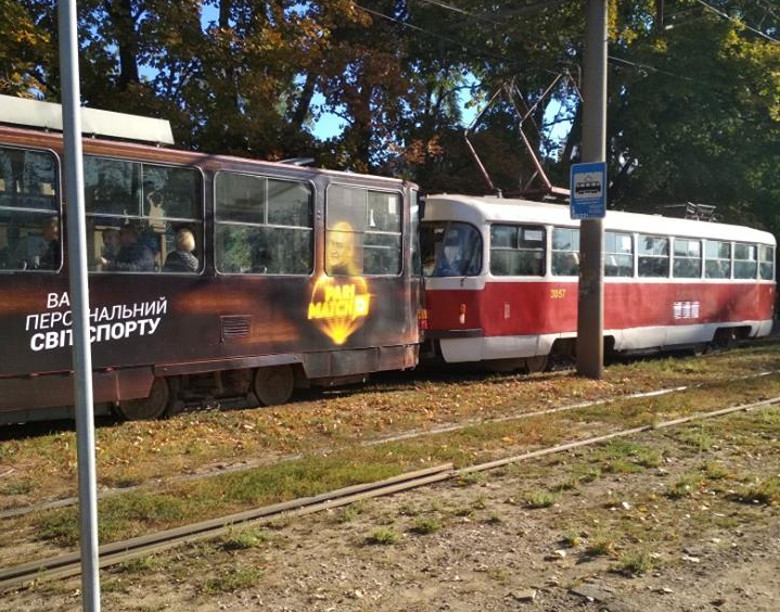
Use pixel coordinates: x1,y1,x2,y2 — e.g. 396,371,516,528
0,94,175,145
424,194,776,246
0,126,414,194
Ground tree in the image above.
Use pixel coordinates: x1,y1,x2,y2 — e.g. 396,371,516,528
607,0,779,233
0,0,53,96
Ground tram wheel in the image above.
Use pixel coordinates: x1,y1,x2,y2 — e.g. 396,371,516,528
524,355,549,374
254,365,295,406
116,377,170,421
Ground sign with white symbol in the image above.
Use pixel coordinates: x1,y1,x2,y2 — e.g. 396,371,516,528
570,161,607,219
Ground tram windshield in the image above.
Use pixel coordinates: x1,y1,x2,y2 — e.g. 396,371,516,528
420,221,482,277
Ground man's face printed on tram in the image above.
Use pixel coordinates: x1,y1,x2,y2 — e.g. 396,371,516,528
328,221,357,275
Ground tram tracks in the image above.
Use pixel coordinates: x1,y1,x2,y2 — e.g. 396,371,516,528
2,393,779,593
2,368,779,522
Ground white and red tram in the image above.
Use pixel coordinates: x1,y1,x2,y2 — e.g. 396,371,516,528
420,194,776,370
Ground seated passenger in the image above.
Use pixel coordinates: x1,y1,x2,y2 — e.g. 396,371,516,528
163,228,199,273
95,228,120,270
103,224,155,272
11,216,59,270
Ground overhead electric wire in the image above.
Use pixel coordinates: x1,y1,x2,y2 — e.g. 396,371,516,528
692,0,779,43
358,2,740,94
354,3,561,76
608,55,698,84
414,0,569,24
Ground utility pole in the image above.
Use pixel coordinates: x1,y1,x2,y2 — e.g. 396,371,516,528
58,0,101,609
576,0,608,379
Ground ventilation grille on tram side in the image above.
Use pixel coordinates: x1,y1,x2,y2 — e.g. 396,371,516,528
220,315,251,342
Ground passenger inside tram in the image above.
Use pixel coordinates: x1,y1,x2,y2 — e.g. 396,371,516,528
163,227,199,273
9,216,59,270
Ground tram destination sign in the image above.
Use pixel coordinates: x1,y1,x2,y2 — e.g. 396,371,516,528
570,161,606,220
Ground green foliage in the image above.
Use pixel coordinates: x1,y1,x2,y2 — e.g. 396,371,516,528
525,489,558,509
617,549,654,576
0,480,33,496
607,1,779,233
736,476,780,506
2,1,775,227
667,473,704,499
561,528,582,548
586,534,617,557
220,527,270,551
203,565,262,594
366,526,399,545
410,516,443,535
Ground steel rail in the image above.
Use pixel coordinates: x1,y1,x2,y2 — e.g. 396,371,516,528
2,368,779,521
0,464,452,592
459,395,780,474
4,394,780,592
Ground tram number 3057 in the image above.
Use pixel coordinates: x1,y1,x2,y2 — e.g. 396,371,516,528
550,288,567,299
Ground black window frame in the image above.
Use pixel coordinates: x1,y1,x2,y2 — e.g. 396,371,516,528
0,144,62,274
325,183,403,277
84,154,205,275
214,171,315,277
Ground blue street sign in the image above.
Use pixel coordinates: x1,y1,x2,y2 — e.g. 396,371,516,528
570,161,607,219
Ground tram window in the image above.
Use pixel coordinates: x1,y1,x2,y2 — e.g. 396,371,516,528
552,227,580,276
410,190,422,276
490,224,545,277
0,147,60,272
215,173,264,224
420,221,482,277
605,231,633,277
84,156,203,274
326,185,402,276
759,245,774,280
84,157,140,217
705,240,731,279
638,234,669,278
734,243,758,279
673,238,702,279
268,179,312,227
216,172,313,275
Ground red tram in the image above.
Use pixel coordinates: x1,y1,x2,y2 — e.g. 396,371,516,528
420,194,776,370
0,97,421,423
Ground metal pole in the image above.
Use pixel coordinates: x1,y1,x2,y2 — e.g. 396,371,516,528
576,0,608,379
57,1,101,609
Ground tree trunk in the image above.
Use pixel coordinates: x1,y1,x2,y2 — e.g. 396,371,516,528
219,0,231,28
106,0,139,91
292,73,316,130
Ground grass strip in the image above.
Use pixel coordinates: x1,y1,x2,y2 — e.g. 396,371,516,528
12,372,779,560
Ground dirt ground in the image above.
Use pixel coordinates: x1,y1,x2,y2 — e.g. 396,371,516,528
4,403,778,612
